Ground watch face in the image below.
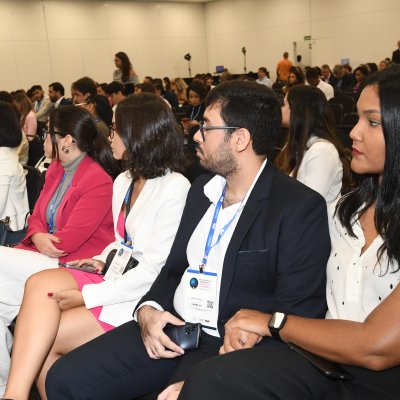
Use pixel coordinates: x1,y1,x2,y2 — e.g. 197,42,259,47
271,312,286,328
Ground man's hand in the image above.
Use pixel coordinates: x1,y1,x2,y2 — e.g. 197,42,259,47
49,289,84,311
137,306,185,359
158,381,184,400
31,232,67,258
67,258,105,273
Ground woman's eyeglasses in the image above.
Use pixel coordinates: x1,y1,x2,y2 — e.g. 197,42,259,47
41,128,64,141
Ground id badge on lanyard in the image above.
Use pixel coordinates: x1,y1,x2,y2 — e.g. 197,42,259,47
104,182,135,280
104,242,133,280
182,268,218,330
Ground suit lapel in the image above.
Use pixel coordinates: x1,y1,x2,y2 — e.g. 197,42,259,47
218,162,275,314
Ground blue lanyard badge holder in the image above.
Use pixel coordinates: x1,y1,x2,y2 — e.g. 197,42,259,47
182,185,244,330
48,173,70,234
103,182,139,280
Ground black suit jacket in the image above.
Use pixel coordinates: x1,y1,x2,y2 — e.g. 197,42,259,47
59,97,72,107
137,162,330,339
392,49,400,64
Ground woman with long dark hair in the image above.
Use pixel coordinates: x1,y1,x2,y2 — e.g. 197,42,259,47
113,51,139,85
4,94,190,399
0,106,116,396
178,65,400,400
275,84,352,207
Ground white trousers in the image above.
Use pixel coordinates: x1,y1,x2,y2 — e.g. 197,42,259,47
0,246,58,395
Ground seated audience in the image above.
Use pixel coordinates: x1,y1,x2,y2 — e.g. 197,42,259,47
178,64,400,400
30,84,53,124
181,80,209,136
4,94,190,399
84,94,113,138
0,106,117,396
353,65,370,97
321,64,337,86
0,92,28,165
96,83,108,97
70,76,97,105
105,81,126,112
45,81,330,400
172,77,188,105
0,100,29,230
256,67,273,88
12,92,37,140
306,67,334,100
48,82,72,108
275,84,352,207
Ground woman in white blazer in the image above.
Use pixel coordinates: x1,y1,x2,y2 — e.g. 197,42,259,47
276,84,352,208
5,94,191,399
0,101,29,231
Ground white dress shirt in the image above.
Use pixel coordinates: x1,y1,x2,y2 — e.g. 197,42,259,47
326,202,400,322
317,79,334,100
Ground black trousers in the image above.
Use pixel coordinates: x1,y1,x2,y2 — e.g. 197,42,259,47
179,346,400,400
45,320,222,400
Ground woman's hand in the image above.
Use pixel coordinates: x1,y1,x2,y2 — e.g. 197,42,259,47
68,258,105,273
48,290,84,311
31,232,67,258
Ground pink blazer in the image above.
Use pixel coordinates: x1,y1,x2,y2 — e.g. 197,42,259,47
18,155,114,262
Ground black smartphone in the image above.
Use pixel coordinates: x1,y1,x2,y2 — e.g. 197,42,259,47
289,343,353,381
164,323,201,351
58,262,101,275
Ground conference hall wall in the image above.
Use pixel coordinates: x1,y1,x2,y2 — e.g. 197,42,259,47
0,0,208,92
205,0,400,80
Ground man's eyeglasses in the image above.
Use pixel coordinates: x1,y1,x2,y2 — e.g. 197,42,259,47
197,120,240,141
109,123,117,140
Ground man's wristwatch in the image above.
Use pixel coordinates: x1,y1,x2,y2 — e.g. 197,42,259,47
268,312,287,341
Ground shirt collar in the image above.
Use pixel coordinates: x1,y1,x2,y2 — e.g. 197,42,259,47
203,158,268,205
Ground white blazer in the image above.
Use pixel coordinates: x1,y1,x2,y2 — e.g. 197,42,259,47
292,136,343,209
0,147,29,230
82,170,190,327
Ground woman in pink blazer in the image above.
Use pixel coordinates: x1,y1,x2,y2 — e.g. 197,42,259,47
0,105,117,396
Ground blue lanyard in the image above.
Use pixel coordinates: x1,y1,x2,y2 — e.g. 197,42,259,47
48,173,70,234
123,182,134,246
199,185,244,273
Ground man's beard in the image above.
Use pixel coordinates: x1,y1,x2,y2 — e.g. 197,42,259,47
197,140,238,178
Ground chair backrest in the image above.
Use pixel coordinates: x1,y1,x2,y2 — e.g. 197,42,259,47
329,96,355,115
328,102,344,125
27,136,45,167
23,165,45,210
341,113,359,127
336,124,353,150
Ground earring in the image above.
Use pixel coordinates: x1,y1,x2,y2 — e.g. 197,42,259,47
62,146,69,154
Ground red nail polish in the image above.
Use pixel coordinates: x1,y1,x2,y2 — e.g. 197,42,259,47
47,292,53,297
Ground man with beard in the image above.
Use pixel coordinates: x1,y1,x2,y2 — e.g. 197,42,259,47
46,81,331,400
